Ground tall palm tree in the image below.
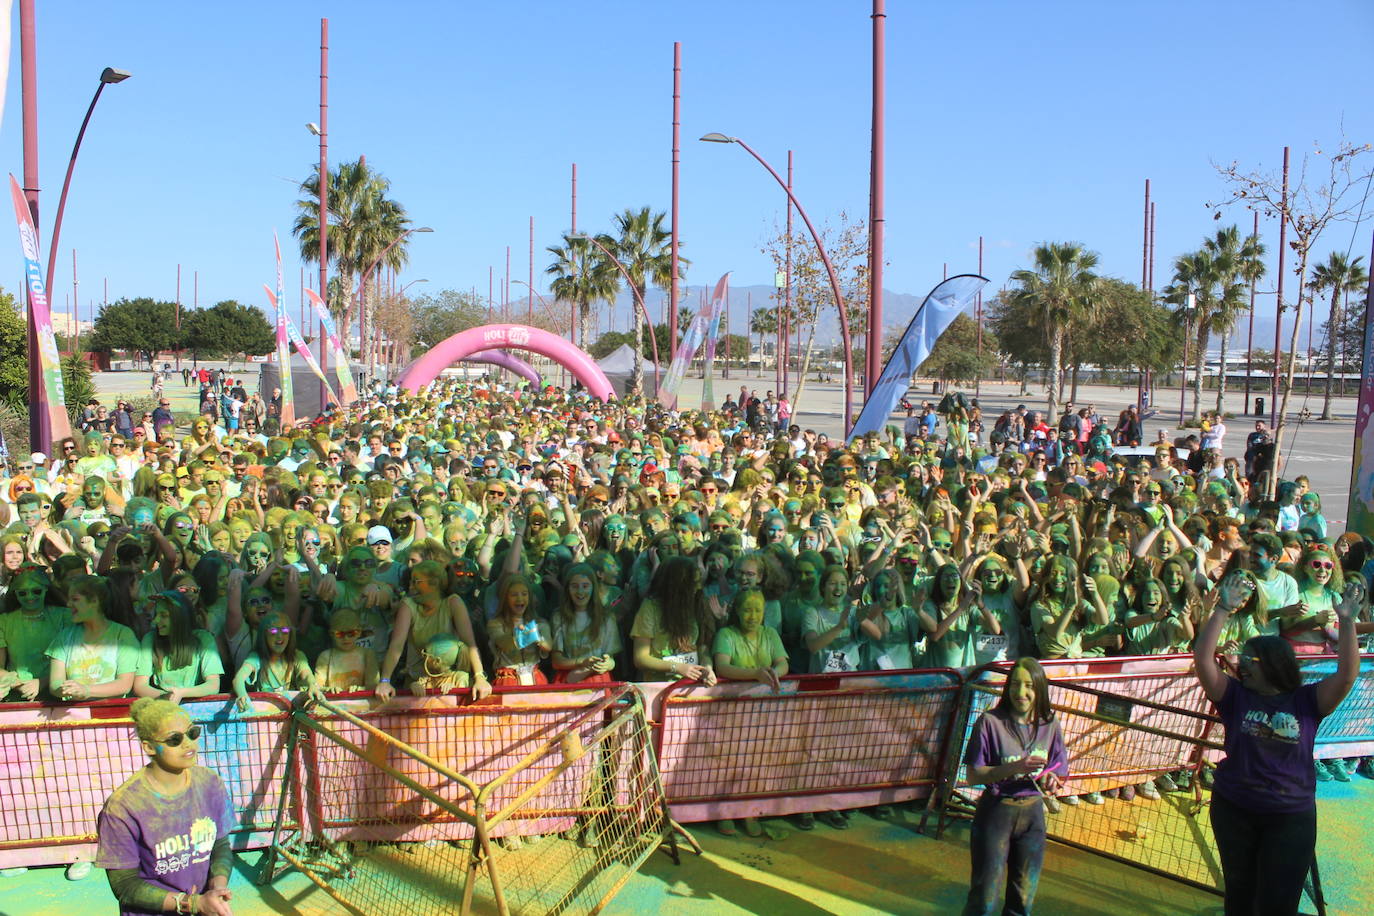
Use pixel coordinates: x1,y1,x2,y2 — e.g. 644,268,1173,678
1007,242,1101,417
546,235,617,353
607,208,683,395
750,307,777,372
293,158,410,356
1310,252,1368,419
1200,226,1262,415
1163,250,1217,421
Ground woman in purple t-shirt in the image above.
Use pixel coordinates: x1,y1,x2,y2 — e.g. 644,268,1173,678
961,657,1068,916
95,698,234,915
1194,572,1364,916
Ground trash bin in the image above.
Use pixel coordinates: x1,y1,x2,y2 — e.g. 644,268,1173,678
1254,397,1265,417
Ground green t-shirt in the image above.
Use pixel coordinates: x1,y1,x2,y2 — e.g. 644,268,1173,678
135,629,225,690
631,599,702,678
712,625,785,669
0,607,67,682
861,605,924,670
45,621,139,692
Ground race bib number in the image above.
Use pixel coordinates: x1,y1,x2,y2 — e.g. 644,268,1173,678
823,651,851,673
664,651,698,669
976,634,1008,656
874,653,896,671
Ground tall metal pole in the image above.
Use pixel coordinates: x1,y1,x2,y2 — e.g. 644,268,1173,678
1139,179,1150,410
975,235,983,395
670,42,681,356
866,0,886,399
20,0,46,450
1147,200,1157,405
505,245,511,323
723,287,730,379
175,263,181,370
318,18,330,378
784,150,793,397
571,162,578,352
193,270,197,310
488,267,494,323
71,249,78,351
1244,210,1258,412
528,216,534,323
1272,147,1289,428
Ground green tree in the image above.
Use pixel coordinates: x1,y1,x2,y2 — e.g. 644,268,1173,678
749,307,777,368
1006,242,1101,416
293,158,410,364
0,290,28,411
1075,279,1182,377
89,298,183,366
181,300,274,361
546,235,617,353
589,330,635,359
61,353,96,419
410,289,488,349
605,208,683,396
916,313,997,386
1309,252,1367,418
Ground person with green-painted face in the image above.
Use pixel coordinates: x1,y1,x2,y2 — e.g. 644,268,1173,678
1250,531,1300,636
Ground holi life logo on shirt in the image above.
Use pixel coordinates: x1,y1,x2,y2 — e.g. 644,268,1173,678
1240,708,1300,744
153,816,218,875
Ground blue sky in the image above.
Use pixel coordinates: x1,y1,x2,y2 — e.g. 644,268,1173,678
6,0,1372,342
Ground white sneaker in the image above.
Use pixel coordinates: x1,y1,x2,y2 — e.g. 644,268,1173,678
65,861,92,881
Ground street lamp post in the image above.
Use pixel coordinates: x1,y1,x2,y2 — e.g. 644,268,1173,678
700,133,856,433
45,67,131,309
570,234,662,393
357,226,432,379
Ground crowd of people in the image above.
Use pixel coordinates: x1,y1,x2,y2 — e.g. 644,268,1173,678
0,370,1368,909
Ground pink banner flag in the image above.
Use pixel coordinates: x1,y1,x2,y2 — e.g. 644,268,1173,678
306,288,356,403
270,234,295,428
9,175,71,445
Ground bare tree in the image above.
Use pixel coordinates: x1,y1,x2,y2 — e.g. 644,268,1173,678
1213,137,1373,496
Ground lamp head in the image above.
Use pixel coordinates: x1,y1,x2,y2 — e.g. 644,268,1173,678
699,132,735,144
414,227,434,233
306,122,322,136
100,68,132,84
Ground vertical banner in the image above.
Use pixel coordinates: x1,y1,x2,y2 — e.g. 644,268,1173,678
658,272,729,410
1347,233,1374,539
848,274,988,439
265,287,337,406
306,288,357,403
271,234,295,428
700,273,730,412
9,175,71,444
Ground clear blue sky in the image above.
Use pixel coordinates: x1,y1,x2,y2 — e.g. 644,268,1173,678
6,0,1372,342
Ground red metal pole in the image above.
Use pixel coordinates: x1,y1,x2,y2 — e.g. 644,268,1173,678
784,150,793,397
71,249,78,352
528,216,534,323
193,270,197,309
866,0,886,399
20,0,47,451
1245,210,1258,412
505,245,511,323
1148,200,1157,404
176,263,181,368
1139,178,1150,409
976,235,983,395
488,266,493,323
1272,146,1288,428
571,162,578,354
318,18,330,380
670,42,681,356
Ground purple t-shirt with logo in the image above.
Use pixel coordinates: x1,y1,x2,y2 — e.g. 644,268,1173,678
95,766,234,915
964,706,1069,798
1212,678,1322,814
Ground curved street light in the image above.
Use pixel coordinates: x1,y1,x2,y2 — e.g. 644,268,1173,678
357,226,432,371
700,132,856,434
45,67,131,301
570,233,662,393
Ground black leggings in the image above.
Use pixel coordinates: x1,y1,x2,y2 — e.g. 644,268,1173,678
1210,792,1316,916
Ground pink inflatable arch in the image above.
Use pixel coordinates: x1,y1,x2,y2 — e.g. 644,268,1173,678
397,324,614,401
463,349,541,387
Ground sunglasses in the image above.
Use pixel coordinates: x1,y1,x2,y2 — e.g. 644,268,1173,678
352,558,379,569
111,442,125,448
155,725,202,748
266,626,293,635
1310,560,1335,570
159,485,178,492
302,538,321,547
827,501,845,509
174,521,194,530
332,629,362,638
13,485,32,494
486,491,507,498
63,445,76,452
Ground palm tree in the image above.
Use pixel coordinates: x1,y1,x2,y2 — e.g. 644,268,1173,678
750,307,777,372
293,158,410,359
607,208,682,395
546,235,617,353
1310,252,1368,419
1007,242,1101,417
1163,250,1217,421
1201,226,1263,415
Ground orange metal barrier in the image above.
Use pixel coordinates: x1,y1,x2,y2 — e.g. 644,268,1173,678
650,669,965,823
0,694,298,870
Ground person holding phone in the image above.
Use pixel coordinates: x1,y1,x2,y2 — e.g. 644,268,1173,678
1193,571,1364,915
961,657,1068,916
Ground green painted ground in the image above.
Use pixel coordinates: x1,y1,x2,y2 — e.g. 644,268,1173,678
5,781,1369,915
